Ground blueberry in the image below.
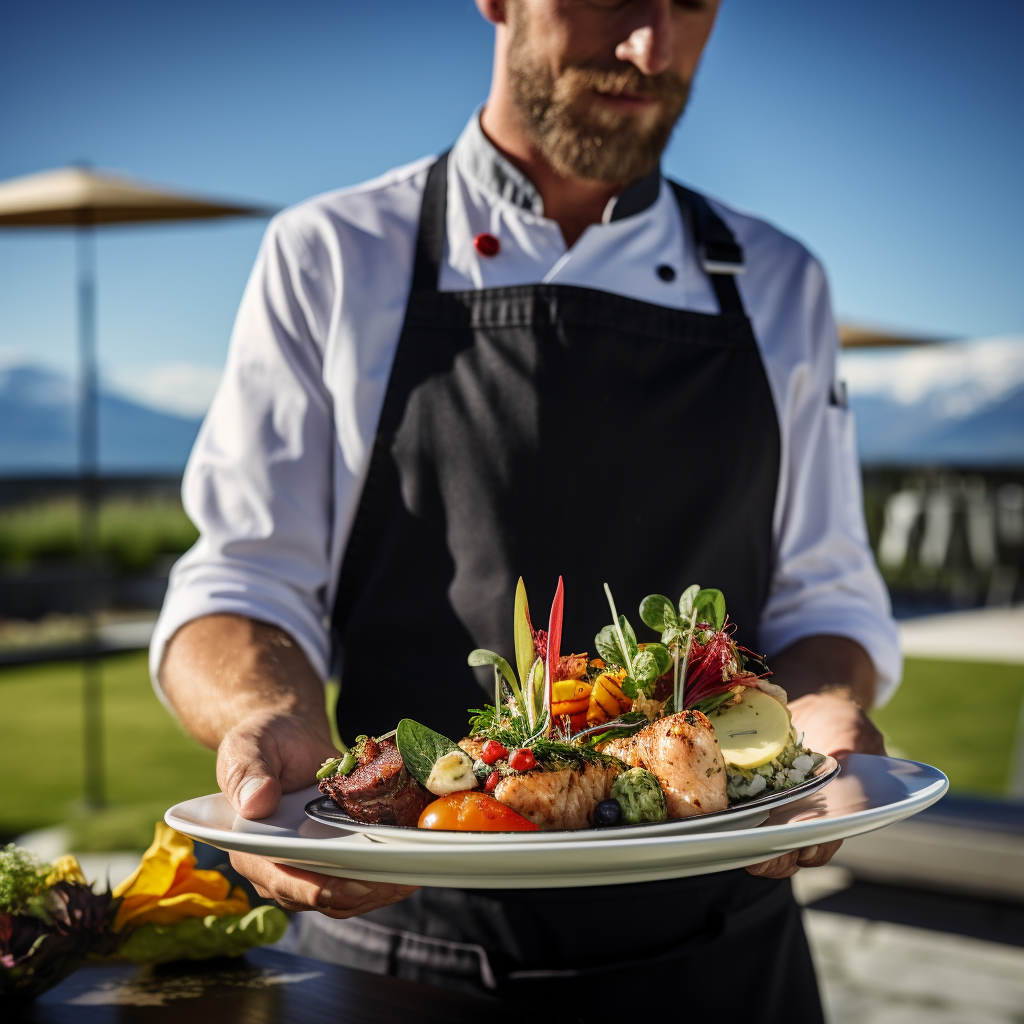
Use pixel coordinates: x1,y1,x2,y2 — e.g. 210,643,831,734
594,799,622,827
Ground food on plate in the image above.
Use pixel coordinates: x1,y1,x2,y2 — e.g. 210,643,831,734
610,767,668,824
492,761,621,829
418,791,539,831
604,711,726,817
710,687,792,768
316,577,826,831
317,734,432,826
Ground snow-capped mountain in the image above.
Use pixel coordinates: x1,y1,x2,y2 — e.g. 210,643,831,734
0,364,202,474
841,335,1024,466
2,335,1022,476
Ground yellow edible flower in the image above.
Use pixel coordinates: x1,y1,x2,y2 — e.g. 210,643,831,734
112,822,249,932
46,854,87,887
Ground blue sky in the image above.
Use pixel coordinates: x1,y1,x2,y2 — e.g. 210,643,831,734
1,0,1021,416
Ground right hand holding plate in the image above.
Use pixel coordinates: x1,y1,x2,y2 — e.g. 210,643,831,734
218,710,419,918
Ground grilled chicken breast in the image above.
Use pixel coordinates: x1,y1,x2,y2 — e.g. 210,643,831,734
603,710,727,818
493,762,621,830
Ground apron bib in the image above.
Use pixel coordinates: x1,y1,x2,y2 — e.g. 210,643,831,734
314,155,821,1019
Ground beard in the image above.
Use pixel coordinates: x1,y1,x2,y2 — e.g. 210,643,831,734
506,13,690,182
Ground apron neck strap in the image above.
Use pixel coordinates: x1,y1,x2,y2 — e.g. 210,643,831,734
668,181,747,316
410,152,748,318
410,151,451,292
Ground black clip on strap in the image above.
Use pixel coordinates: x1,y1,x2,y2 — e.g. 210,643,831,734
669,181,747,316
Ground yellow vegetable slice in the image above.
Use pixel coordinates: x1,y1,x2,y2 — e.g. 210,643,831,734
709,688,792,769
552,680,577,702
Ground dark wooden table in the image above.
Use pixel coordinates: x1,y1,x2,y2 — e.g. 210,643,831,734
17,947,539,1023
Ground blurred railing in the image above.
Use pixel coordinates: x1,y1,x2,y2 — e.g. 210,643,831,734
863,469,1024,615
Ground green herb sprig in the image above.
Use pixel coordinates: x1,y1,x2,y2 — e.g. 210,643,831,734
467,705,623,772
595,583,671,699
639,585,726,711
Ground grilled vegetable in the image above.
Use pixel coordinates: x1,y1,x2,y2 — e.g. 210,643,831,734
610,768,668,824
587,667,632,725
418,792,539,831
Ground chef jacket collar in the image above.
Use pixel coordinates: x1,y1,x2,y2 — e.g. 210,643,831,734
456,109,662,225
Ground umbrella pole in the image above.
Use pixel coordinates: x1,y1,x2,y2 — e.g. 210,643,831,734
77,221,104,810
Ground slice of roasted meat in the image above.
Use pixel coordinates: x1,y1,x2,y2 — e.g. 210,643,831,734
319,737,432,826
603,710,727,818
494,762,621,830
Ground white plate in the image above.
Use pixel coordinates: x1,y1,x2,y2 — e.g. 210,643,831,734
302,756,840,843
166,753,946,889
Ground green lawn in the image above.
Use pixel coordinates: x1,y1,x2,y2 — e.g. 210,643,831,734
872,657,1024,794
0,497,198,572
0,652,217,849
1,653,1022,852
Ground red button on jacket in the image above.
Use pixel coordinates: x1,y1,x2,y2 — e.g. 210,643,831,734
474,233,500,257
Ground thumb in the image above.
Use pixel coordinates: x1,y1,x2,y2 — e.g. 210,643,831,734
217,725,284,820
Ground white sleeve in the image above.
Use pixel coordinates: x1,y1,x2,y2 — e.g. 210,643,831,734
149,214,336,698
756,258,902,707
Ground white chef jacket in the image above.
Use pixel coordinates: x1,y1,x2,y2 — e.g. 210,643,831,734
151,112,902,707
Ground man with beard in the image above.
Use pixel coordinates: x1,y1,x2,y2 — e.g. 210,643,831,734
153,0,898,1018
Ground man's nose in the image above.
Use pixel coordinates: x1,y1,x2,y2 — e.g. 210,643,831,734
614,0,673,77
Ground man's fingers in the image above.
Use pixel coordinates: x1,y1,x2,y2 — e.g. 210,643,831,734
746,839,845,879
797,839,842,867
746,851,801,879
228,852,419,919
218,728,283,819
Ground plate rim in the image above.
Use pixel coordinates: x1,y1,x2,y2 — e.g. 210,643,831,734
164,755,949,860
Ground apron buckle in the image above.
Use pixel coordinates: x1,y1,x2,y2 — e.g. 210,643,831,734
700,241,746,275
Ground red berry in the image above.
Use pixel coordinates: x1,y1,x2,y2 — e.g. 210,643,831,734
509,748,537,772
485,770,500,792
480,740,509,765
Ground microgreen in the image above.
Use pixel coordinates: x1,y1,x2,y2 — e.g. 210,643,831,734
640,585,727,710
596,583,671,700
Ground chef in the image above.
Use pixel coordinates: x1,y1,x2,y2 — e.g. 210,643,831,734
152,0,898,1018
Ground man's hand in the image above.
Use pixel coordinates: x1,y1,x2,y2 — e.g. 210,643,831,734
161,615,419,918
743,636,884,880
218,710,419,918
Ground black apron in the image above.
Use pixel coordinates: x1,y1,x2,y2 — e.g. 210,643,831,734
316,155,822,1021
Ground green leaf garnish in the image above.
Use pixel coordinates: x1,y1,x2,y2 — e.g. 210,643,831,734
639,594,678,633
395,719,462,789
513,578,534,700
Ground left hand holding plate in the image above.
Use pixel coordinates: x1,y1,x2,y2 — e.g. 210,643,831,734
744,691,885,879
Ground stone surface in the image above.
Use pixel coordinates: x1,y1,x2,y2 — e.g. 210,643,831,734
805,909,1024,1024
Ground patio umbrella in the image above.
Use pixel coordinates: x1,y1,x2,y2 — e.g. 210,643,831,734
839,324,941,348
0,165,275,806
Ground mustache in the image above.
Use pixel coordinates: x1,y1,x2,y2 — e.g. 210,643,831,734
557,64,689,103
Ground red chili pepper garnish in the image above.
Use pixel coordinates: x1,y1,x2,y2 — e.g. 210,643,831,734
480,740,509,765
485,770,500,792
509,748,537,772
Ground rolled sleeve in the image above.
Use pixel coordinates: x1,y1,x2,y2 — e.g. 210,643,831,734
149,214,336,702
757,261,902,707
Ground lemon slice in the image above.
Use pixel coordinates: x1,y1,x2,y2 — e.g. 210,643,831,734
709,688,792,769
